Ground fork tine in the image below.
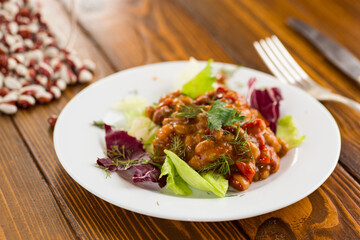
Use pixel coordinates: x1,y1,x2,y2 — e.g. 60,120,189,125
270,36,314,86
264,37,304,85
253,41,288,84
257,39,297,85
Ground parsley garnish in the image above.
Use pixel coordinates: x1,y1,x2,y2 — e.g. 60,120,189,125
206,100,245,130
175,100,245,130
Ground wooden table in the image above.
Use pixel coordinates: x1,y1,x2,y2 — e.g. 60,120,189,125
1,0,360,239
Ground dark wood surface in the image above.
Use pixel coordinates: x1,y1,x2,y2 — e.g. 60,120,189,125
1,0,360,239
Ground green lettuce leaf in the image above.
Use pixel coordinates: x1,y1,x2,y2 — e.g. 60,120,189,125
164,150,228,197
159,156,192,195
128,116,159,153
181,59,216,98
112,96,148,126
276,115,305,148
201,171,228,195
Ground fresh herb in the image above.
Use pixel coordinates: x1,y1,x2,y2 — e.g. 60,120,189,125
92,120,107,129
97,165,112,178
222,129,233,135
176,100,245,130
176,104,203,118
170,135,185,158
199,154,234,176
105,145,162,169
199,133,215,141
206,100,244,130
230,128,253,162
106,145,139,168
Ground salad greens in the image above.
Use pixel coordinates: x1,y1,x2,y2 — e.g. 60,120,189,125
160,155,192,195
128,116,159,153
181,59,216,98
277,115,305,148
248,78,283,133
164,150,228,197
97,125,163,185
112,96,148,128
95,59,305,198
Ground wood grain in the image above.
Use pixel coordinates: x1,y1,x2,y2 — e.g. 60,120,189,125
2,0,360,239
68,0,234,69
173,0,360,182
235,166,360,239
0,116,76,239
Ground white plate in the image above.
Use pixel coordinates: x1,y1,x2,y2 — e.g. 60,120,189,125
54,61,341,221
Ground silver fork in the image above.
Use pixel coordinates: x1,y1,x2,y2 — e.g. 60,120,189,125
253,35,360,113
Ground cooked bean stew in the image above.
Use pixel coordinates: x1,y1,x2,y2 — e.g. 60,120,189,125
146,87,289,191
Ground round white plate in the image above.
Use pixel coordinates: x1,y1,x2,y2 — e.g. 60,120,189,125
54,61,341,221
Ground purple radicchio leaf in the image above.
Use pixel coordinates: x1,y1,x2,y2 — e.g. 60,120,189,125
96,124,162,186
97,157,125,171
247,78,283,132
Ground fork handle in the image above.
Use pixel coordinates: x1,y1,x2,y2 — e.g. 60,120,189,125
321,93,360,113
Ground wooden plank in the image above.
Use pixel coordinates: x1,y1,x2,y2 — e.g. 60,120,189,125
174,0,360,100
241,0,360,183
173,0,360,180
235,165,360,239
65,0,234,69
0,116,76,239
10,0,360,239
13,0,249,239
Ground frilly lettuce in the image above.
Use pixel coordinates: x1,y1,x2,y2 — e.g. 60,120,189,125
163,150,228,197
160,155,192,195
181,59,216,98
112,96,159,152
276,115,305,148
128,116,159,153
173,57,202,90
112,96,148,128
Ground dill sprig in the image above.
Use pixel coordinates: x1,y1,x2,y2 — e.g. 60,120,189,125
97,166,112,178
150,147,162,159
199,154,234,176
176,104,204,118
230,127,253,162
92,120,115,129
170,135,186,158
92,120,106,129
199,133,215,141
106,145,150,169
